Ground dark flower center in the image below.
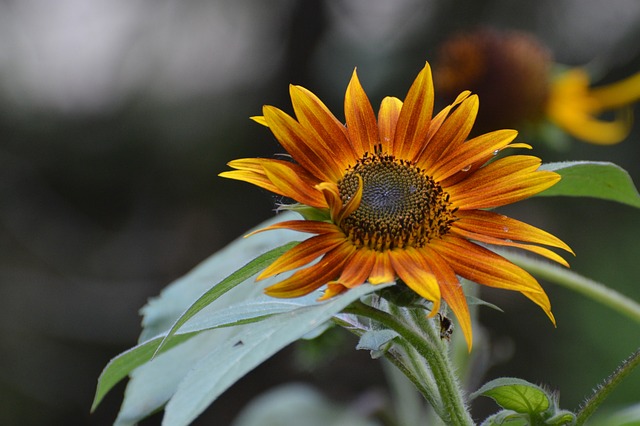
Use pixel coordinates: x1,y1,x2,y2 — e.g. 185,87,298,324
337,150,457,251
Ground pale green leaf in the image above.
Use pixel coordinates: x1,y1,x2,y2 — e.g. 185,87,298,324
114,331,226,426
179,293,318,334
538,161,640,208
92,241,297,412
231,384,377,426
471,377,551,415
139,212,304,341
91,333,195,413
480,410,528,426
356,329,399,358
162,282,394,426
93,212,305,412
153,241,298,355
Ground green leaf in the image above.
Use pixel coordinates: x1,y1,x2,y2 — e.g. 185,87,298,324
471,377,551,415
480,410,528,426
231,384,378,426
179,293,319,334
538,161,640,208
114,329,242,426
356,329,399,359
91,333,195,413
153,241,298,356
138,212,304,342
93,212,305,412
91,242,296,413
545,410,576,425
161,282,393,426
587,403,640,426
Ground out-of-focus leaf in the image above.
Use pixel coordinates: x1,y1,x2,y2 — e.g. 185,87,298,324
538,161,640,208
231,384,378,426
587,403,640,426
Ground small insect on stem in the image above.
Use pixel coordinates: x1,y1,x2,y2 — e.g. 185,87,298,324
437,313,454,341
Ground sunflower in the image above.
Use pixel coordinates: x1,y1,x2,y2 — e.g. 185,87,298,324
220,62,573,349
434,28,640,145
546,68,640,145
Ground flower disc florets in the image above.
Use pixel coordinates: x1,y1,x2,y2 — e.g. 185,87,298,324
338,147,457,251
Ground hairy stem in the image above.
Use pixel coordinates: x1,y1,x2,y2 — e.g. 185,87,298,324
575,347,640,425
344,301,473,425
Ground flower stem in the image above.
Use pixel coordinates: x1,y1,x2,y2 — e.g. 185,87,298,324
501,251,640,324
344,301,474,425
575,347,640,425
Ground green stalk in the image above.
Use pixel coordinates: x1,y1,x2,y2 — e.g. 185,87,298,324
344,301,474,425
502,251,640,324
575,347,640,425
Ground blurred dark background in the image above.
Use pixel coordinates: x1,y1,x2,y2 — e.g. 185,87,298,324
0,0,639,424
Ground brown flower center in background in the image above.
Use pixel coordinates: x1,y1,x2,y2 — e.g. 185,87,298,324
434,28,552,134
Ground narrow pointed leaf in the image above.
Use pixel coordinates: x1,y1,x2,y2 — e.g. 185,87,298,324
153,241,298,356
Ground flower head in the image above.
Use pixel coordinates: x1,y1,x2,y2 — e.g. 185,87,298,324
546,68,640,145
220,62,573,349
434,28,640,145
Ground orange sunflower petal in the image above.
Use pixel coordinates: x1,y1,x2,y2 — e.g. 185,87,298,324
447,156,560,210
419,247,473,349
451,227,570,268
430,129,518,181
245,220,341,237
389,248,441,316
425,90,472,144
261,161,327,208
393,62,435,161
263,105,343,182
432,236,545,295
336,175,363,224
318,283,349,301
439,142,533,188
264,243,355,298
336,248,376,288
290,84,357,166
521,290,556,326
345,69,379,157
250,115,269,127
257,232,347,280
378,96,403,151
417,94,479,171
218,169,280,195
368,251,395,284
454,210,574,254
316,181,343,223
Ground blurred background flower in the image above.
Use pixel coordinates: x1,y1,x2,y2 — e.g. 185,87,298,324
1,0,639,424
433,27,640,146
